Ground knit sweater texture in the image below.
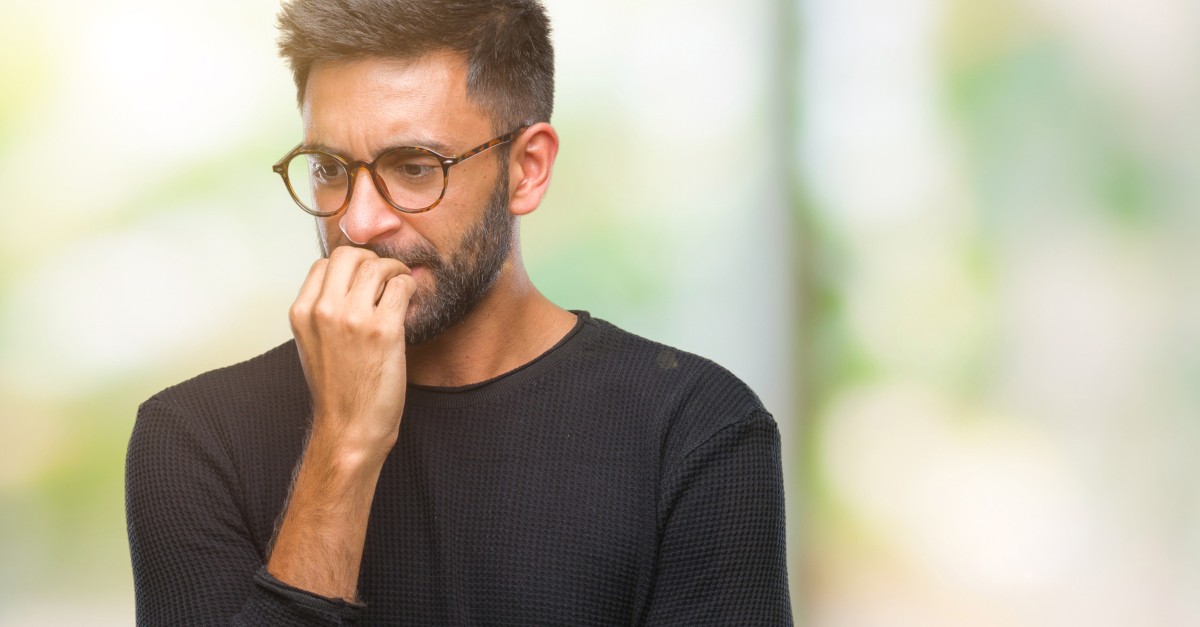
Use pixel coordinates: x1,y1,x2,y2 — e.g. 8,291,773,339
126,312,792,625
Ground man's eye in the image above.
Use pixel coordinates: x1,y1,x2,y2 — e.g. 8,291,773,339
311,161,344,182
386,158,440,184
399,164,435,178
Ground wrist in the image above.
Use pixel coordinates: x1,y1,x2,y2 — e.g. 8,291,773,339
308,413,399,466
301,428,391,487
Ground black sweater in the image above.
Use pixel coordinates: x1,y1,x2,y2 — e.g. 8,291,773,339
126,312,792,625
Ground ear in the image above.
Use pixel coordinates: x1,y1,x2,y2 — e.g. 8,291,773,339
507,122,558,217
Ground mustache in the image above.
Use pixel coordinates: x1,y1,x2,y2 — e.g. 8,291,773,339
325,241,442,270
361,241,443,270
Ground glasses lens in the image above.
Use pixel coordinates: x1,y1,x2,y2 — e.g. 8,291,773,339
376,149,445,211
286,152,349,215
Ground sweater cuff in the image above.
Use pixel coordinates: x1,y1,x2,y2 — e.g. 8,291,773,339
251,566,366,624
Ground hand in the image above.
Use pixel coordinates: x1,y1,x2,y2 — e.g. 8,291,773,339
289,246,417,459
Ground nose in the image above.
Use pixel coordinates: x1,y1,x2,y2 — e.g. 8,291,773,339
338,167,405,245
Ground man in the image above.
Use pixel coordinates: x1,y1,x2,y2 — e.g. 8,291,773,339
125,0,792,624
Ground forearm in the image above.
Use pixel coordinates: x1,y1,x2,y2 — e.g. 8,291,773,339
268,247,414,600
265,247,413,603
130,398,365,626
267,428,389,602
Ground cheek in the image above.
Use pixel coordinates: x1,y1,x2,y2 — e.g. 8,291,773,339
316,218,340,254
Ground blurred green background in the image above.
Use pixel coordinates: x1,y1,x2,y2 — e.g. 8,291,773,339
1,0,1197,624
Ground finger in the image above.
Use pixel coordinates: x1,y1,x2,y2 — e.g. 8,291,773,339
348,257,410,306
318,245,373,302
290,258,329,334
378,274,417,313
295,258,328,306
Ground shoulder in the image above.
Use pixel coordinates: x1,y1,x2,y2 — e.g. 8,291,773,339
578,314,768,414
135,340,308,441
575,314,775,456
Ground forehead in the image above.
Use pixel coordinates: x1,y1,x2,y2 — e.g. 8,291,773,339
301,52,490,155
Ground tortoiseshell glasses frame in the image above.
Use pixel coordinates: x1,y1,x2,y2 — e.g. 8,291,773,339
273,126,528,217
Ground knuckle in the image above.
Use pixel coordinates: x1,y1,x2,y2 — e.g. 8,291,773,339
288,302,310,322
312,303,337,322
385,279,416,303
341,312,364,330
362,259,386,276
328,246,363,263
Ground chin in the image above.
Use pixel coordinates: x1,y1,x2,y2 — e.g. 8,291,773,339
402,299,443,347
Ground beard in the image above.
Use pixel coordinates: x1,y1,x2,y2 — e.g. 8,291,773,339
321,163,515,345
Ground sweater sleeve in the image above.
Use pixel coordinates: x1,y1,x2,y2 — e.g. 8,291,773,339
125,397,364,625
642,411,793,625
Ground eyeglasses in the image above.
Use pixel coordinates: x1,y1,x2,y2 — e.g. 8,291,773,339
273,126,526,216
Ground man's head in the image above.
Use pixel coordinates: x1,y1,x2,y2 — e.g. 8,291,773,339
275,1,558,346
277,0,554,134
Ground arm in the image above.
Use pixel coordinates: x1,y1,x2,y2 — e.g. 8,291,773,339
268,246,416,600
642,412,793,625
127,398,364,625
126,247,415,624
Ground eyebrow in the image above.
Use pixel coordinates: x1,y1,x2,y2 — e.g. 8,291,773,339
303,136,457,159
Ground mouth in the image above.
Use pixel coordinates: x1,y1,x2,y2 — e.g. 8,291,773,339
406,264,432,283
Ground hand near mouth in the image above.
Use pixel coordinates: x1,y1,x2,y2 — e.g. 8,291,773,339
267,245,417,601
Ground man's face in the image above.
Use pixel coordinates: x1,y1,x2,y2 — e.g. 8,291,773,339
301,53,514,345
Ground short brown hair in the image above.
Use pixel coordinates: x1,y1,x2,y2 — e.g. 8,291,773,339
277,0,555,132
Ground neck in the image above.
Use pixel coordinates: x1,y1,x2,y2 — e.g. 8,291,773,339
405,261,576,387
